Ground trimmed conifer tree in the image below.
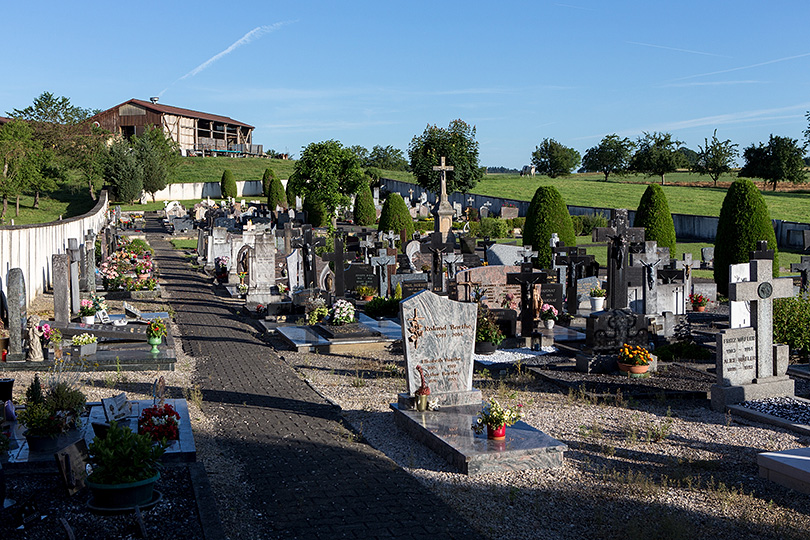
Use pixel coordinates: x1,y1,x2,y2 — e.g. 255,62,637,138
353,182,376,226
303,196,327,227
220,169,237,198
377,193,414,240
633,183,676,257
261,168,276,197
714,178,778,295
523,186,576,268
267,173,287,211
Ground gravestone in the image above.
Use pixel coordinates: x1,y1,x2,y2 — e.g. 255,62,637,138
500,206,519,220
398,291,481,407
729,263,751,328
630,241,662,315
487,243,524,266
540,283,565,314
286,250,303,291
401,279,430,299
84,230,97,293
6,268,26,360
507,263,548,339
321,237,349,297
710,258,795,411
576,308,650,373
593,209,645,310
246,232,278,304
477,237,496,265
53,254,71,325
701,247,715,269
345,263,375,293
67,238,81,315
370,251,397,297
102,393,131,422
790,256,810,292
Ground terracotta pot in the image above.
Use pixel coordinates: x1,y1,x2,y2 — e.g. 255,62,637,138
487,424,506,440
617,362,650,374
694,305,706,312
362,296,374,302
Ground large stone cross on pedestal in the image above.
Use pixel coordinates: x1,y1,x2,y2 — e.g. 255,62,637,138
370,249,397,297
321,236,349,297
593,209,645,310
630,241,662,315
432,156,455,242
728,258,793,380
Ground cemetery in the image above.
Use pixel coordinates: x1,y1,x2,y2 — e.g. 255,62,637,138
2,162,810,538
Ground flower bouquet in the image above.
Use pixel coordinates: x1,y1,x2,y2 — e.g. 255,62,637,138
146,318,167,339
328,299,356,326
539,303,558,321
138,403,181,442
79,299,97,318
472,398,524,439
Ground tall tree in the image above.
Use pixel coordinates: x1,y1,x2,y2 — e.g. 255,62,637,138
132,126,179,202
692,130,739,187
522,186,576,268
633,183,676,257
738,134,806,190
408,119,483,195
581,134,635,182
0,119,42,218
631,132,686,185
352,181,376,226
7,91,98,156
367,145,409,171
289,140,365,223
531,138,581,178
104,139,143,204
348,145,369,166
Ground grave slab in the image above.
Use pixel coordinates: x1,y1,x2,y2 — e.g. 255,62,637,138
758,446,810,495
390,404,567,476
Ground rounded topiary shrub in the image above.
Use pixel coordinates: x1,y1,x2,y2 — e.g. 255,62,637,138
303,196,327,227
714,178,778,295
353,182,377,226
523,186,576,268
267,173,287,211
261,168,275,196
633,183,676,257
220,169,237,199
377,193,414,240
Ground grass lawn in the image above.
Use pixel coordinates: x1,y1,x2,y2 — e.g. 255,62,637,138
0,187,97,225
169,157,296,184
170,238,197,250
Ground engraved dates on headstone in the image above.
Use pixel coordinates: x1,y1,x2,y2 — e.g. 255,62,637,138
716,328,757,386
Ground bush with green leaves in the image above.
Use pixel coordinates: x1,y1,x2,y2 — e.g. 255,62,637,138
363,296,400,318
633,183,676,257
265,169,287,210
479,217,509,239
714,178,778,295
303,196,327,227
353,181,376,226
774,295,810,359
377,193,414,240
509,217,525,231
523,186,576,268
88,421,167,484
220,169,237,199
579,213,608,236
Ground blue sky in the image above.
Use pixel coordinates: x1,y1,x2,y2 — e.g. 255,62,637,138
3,1,810,169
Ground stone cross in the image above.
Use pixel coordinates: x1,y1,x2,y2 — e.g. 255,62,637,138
382,230,398,250
282,222,296,254
518,245,538,264
432,157,455,241
370,250,397,297
728,258,793,379
593,209,645,310
631,241,662,315
408,187,414,201
790,256,810,292
291,225,325,288
321,236,348,297
442,252,464,280
433,156,453,203
507,263,548,338
750,240,774,261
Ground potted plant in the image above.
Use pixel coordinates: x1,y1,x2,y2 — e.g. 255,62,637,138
138,403,181,442
146,318,167,354
305,297,329,325
356,285,377,302
86,421,167,510
471,398,524,440
589,287,607,311
617,343,653,374
539,303,558,329
414,365,431,412
79,299,97,324
475,305,504,355
71,332,98,356
328,299,356,326
17,375,86,453
39,324,62,359
689,293,709,312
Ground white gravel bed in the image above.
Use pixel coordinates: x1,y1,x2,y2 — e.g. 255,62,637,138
474,346,557,365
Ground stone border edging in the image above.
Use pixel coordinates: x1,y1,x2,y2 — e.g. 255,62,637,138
188,462,227,540
726,397,810,437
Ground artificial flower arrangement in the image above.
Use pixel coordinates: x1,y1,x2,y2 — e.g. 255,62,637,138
79,299,97,317
138,403,181,441
71,333,98,346
38,324,62,347
91,295,108,313
237,283,249,295
214,256,229,271
689,293,709,308
328,299,356,325
539,303,558,321
414,365,431,397
471,398,524,433
276,282,289,296
618,343,653,366
146,318,167,339
305,296,329,325
500,292,518,311
589,287,607,298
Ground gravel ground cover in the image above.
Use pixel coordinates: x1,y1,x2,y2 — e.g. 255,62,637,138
276,334,810,540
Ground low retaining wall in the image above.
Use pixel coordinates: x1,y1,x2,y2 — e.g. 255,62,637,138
150,180,271,201
0,191,109,307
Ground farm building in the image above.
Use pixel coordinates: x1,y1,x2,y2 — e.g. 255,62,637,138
89,98,262,156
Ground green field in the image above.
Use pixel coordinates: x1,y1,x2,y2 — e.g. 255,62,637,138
0,189,97,226
169,156,296,185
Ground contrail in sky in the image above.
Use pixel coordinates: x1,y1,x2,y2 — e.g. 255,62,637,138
159,21,293,97
672,52,810,81
627,41,730,58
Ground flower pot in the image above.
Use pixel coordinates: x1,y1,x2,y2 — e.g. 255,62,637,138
82,315,96,325
72,342,97,357
24,431,60,454
147,336,161,354
617,362,650,374
589,296,605,311
487,424,506,440
415,394,429,412
475,341,497,355
362,296,374,302
86,472,160,510
693,305,706,312
543,319,555,330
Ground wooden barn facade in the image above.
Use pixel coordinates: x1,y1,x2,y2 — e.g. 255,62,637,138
89,99,261,156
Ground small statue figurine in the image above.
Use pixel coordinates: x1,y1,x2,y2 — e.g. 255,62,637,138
25,315,44,362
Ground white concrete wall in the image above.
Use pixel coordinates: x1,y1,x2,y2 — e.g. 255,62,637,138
148,179,288,202
1,191,109,308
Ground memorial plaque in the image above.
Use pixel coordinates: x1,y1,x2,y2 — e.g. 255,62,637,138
716,327,757,386
401,280,429,299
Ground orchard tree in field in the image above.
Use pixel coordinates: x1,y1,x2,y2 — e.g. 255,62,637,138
531,138,581,178
676,147,699,168
523,186,576,268
289,140,365,225
105,139,143,204
692,130,739,187
633,183,676,257
409,119,483,195
714,178,778,295
0,119,43,217
738,134,806,190
582,134,635,182
368,145,409,171
631,131,686,185
353,181,376,226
